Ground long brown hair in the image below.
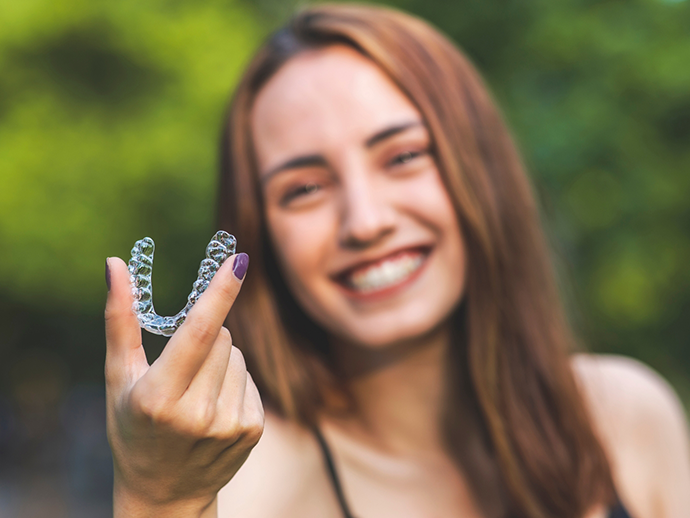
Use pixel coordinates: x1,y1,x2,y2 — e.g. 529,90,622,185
219,4,615,517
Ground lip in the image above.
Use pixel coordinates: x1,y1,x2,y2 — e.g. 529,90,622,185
331,245,432,278
331,245,432,301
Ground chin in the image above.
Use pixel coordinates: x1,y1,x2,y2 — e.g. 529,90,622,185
335,303,456,349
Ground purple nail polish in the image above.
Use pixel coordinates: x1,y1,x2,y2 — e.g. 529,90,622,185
233,253,249,280
105,258,111,291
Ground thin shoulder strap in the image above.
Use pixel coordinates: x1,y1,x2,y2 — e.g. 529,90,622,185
608,499,634,518
313,427,358,518
314,427,635,518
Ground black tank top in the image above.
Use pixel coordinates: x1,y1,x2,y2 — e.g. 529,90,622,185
313,428,633,518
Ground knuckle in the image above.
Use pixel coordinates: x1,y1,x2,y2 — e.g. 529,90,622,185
104,304,131,328
129,387,173,424
104,300,120,322
217,417,243,443
214,406,263,446
187,401,216,435
241,417,264,447
187,316,219,345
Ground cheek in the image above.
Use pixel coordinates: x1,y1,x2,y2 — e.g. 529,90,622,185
400,170,461,238
400,170,466,284
266,206,336,290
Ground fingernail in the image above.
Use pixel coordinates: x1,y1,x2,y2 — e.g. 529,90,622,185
105,258,111,291
233,253,249,280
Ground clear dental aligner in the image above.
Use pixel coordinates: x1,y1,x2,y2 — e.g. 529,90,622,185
128,231,237,336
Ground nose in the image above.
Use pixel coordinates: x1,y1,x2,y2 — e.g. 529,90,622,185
338,173,396,250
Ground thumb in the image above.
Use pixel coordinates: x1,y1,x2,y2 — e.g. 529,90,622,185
105,257,147,388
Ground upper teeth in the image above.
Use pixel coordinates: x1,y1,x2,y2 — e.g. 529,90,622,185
348,254,424,293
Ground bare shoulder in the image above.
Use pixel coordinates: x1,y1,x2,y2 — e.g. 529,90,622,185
217,410,340,518
572,354,689,447
572,354,686,425
572,354,690,518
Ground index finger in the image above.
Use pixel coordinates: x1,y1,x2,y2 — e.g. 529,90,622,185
147,253,248,392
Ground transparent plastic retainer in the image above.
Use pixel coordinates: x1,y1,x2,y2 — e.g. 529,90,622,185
128,231,236,336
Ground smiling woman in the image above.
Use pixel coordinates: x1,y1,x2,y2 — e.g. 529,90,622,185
104,3,690,518
251,47,465,349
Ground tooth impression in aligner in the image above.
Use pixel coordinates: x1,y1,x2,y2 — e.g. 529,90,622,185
127,231,237,336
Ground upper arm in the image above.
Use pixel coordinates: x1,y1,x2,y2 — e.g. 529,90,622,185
573,354,690,518
217,411,340,518
625,360,690,518
217,412,309,517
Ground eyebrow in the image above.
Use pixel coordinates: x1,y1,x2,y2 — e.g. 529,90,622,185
365,120,422,147
261,155,327,184
260,120,424,185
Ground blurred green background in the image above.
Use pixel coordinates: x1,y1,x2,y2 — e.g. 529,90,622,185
0,0,688,515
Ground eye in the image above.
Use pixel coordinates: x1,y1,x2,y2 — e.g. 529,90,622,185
280,182,321,206
388,150,424,167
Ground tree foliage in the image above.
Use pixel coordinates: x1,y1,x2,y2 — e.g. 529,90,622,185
0,0,688,402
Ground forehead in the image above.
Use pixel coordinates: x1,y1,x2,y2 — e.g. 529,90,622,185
251,45,421,168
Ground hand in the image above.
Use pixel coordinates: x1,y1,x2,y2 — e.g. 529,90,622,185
104,254,263,517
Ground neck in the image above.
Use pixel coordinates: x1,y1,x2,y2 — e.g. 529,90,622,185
327,324,450,455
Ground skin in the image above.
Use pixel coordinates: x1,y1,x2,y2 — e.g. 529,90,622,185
106,45,690,517
255,45,466,352
105,255,264,518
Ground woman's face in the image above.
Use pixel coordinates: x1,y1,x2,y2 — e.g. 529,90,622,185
251,45,466,348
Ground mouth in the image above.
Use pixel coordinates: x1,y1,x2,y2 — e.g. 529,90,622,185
334,247,431,298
